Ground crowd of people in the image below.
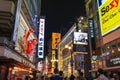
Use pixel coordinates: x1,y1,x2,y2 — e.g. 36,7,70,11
35,68,86,80
34,68,120,80
93,68,120,80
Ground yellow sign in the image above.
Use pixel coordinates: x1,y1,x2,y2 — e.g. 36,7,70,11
52,32,61,49
52,50,56,60
99,0,120,35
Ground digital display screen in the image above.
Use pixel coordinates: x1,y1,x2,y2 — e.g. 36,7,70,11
73,32,88,45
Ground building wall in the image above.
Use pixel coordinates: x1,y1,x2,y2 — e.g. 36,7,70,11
103,29,120,44
0,0,41,79
0,0,16,40
85,0,120,74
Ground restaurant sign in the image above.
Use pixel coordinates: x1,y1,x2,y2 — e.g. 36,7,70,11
106,54,120,67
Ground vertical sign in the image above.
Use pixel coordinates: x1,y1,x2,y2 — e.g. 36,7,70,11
88,19,94,38
38,18,45,58
52,33,61,49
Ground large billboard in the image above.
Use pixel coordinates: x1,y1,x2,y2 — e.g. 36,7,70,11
15,13,37,58
73,32,88,45
38,18,45,58
98,0,120,36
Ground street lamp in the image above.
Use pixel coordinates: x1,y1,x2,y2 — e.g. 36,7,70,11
65,45,73,74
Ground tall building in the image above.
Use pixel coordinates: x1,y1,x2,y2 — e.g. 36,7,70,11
0,0,41,79
58,17,90,78
85,0,120,78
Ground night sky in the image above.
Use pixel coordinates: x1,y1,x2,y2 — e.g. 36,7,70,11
41,0,86,54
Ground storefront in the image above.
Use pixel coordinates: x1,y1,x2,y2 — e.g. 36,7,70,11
103,38,120,69
0,42,36,80
58,22,89,77
90,38,120,79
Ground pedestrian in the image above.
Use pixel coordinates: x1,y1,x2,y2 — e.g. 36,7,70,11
106,71,115,80
25,76,30,80
50,68,61,80
69,74,75,80
95,68,109,80
79,72,86,80
113,72,120,80
59,70,64,80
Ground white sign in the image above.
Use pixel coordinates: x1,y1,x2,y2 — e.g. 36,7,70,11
38,18,45,58
74,32,88,45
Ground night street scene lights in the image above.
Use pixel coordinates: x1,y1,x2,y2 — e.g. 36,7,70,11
65,45,74,74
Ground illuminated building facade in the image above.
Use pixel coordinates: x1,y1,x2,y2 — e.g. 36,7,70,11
58,17,91,77
0,0,41,79
85,0,120,78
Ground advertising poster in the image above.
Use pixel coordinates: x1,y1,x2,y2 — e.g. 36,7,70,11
15,13,28,54
15,13,37,61
98,0,120,36
73,32,88,45
106,53,120,67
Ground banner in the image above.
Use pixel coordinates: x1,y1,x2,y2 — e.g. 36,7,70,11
98,0,120,36
38,18,45,58
52,33,61,49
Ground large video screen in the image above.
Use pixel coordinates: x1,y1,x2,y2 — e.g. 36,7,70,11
73,32,88,45
98,0,120,36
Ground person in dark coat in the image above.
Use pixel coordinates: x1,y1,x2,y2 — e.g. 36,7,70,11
59,71,64,80
70,74,75,80
50,68,61,80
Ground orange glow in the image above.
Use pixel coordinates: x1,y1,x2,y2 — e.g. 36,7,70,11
13,66,31,72
118,48,120,52
52,32,61,49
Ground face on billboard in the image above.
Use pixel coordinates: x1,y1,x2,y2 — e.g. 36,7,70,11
98,0,120,36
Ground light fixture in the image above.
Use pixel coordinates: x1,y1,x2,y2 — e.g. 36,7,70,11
111,50,115,53
79,20,82,23
68,46,71,50
65,45,71,50
65,45,68,48
118,47,120,51
81,17,84,20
